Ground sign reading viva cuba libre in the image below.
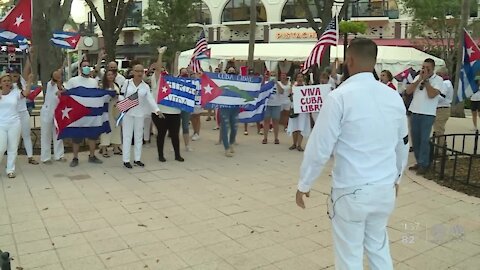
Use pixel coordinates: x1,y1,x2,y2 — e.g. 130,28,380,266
292,84,332,113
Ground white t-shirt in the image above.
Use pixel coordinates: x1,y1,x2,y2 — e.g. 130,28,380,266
437,80,454,108
266,80,283,107
0,90,21,127
471,88,480,101
277,81,291,105
408,74,445,116
66,75,98,89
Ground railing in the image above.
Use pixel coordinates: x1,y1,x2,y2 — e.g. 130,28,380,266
429,131,480,190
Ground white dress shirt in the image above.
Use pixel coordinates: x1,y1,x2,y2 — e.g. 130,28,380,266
120,79,159,117
298,73,409,192
408,74,445,116
41,81,61,116
437,80,453,108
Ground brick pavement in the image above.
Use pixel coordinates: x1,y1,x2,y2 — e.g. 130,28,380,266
0,117,479,270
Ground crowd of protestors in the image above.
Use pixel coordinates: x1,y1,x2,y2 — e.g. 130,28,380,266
0,42,469,178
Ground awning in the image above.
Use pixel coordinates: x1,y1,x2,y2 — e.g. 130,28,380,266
178,43,446,76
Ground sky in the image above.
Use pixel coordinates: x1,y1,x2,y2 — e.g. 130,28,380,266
71,0,87,23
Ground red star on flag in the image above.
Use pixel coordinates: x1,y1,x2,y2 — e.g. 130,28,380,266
200,73,222,107
54,95,91,136
157,75,172,102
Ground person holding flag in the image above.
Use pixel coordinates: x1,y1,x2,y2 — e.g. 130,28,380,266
65,60,104,167
119,64,160,169
40,69,65,164
9,54,39,165
0,72,33,178
151,47,185,162
99,70,122,157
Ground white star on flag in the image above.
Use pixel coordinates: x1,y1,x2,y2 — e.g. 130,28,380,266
71,39,77,44
467,47,475,57
14,14,24,27
162,86,168,93
61,107,73,120
204,84,213,94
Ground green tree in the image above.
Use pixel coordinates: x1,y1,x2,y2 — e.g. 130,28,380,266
84,0,134,62
32,0,74,85
143,0,201,69
0,0,15,17
400,0,476,75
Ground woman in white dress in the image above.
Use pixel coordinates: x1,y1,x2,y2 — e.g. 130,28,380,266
0,73,33,178
40,69,65,163
99,70,122,157
287,73,311,152
9,67,39,165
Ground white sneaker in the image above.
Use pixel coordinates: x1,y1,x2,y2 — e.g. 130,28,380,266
192,133,200,141
186,145,193,152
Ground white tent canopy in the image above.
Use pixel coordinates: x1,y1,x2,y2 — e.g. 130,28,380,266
178,43,445,77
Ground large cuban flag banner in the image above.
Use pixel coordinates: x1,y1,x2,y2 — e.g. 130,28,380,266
158,75,197,113
200,72,263,109
54,87,115,139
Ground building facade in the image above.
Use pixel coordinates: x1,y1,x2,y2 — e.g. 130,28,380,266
82,0,480,58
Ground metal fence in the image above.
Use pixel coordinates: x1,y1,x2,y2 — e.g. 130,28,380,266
429,131,479,189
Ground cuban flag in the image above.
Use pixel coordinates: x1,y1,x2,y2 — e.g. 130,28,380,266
54,87,115,139
0,29,28,50
50,31,81,49
394,67,417,84
158,76,197,113
239,81,275,123
200,72,263,109
458,29,480,102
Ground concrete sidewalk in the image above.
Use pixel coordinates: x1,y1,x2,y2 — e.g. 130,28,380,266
0,116,478,270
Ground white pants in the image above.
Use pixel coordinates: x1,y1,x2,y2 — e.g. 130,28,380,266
19,110,33,157
122,115,144,163
40,112,65,162
144,115,152,141
0,122,21,174
330,183,396,270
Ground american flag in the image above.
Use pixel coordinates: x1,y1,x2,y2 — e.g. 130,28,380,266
116,92,139,113
301,17,338,74
189,30,208,73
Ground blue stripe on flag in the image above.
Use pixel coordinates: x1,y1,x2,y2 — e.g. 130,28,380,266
159,76,197,112
58,121,111,139
66,87,116,98
87,104,109,116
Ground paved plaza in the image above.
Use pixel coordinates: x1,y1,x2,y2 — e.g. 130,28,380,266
1,116,479,270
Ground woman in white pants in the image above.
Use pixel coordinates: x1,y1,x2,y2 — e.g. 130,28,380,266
40,69,65,163
0,73,32,178
9,68,38,165
99,70,122,157
120,64,160,169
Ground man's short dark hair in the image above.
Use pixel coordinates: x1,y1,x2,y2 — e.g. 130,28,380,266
79,59,89,68
347,38,378,63
424,58,435,67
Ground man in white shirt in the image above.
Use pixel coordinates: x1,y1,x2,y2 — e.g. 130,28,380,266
94,51,126,87
65,60,103,167
296,38,409,270
406,59,445,175
434,68,454,147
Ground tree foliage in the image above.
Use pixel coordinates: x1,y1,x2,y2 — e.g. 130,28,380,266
32,0,73,85
84,0,134,62
143,0,200,69
400,0,470,76
339,21,367,34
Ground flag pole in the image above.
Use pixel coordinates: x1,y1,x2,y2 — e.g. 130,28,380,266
335,6,339,59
